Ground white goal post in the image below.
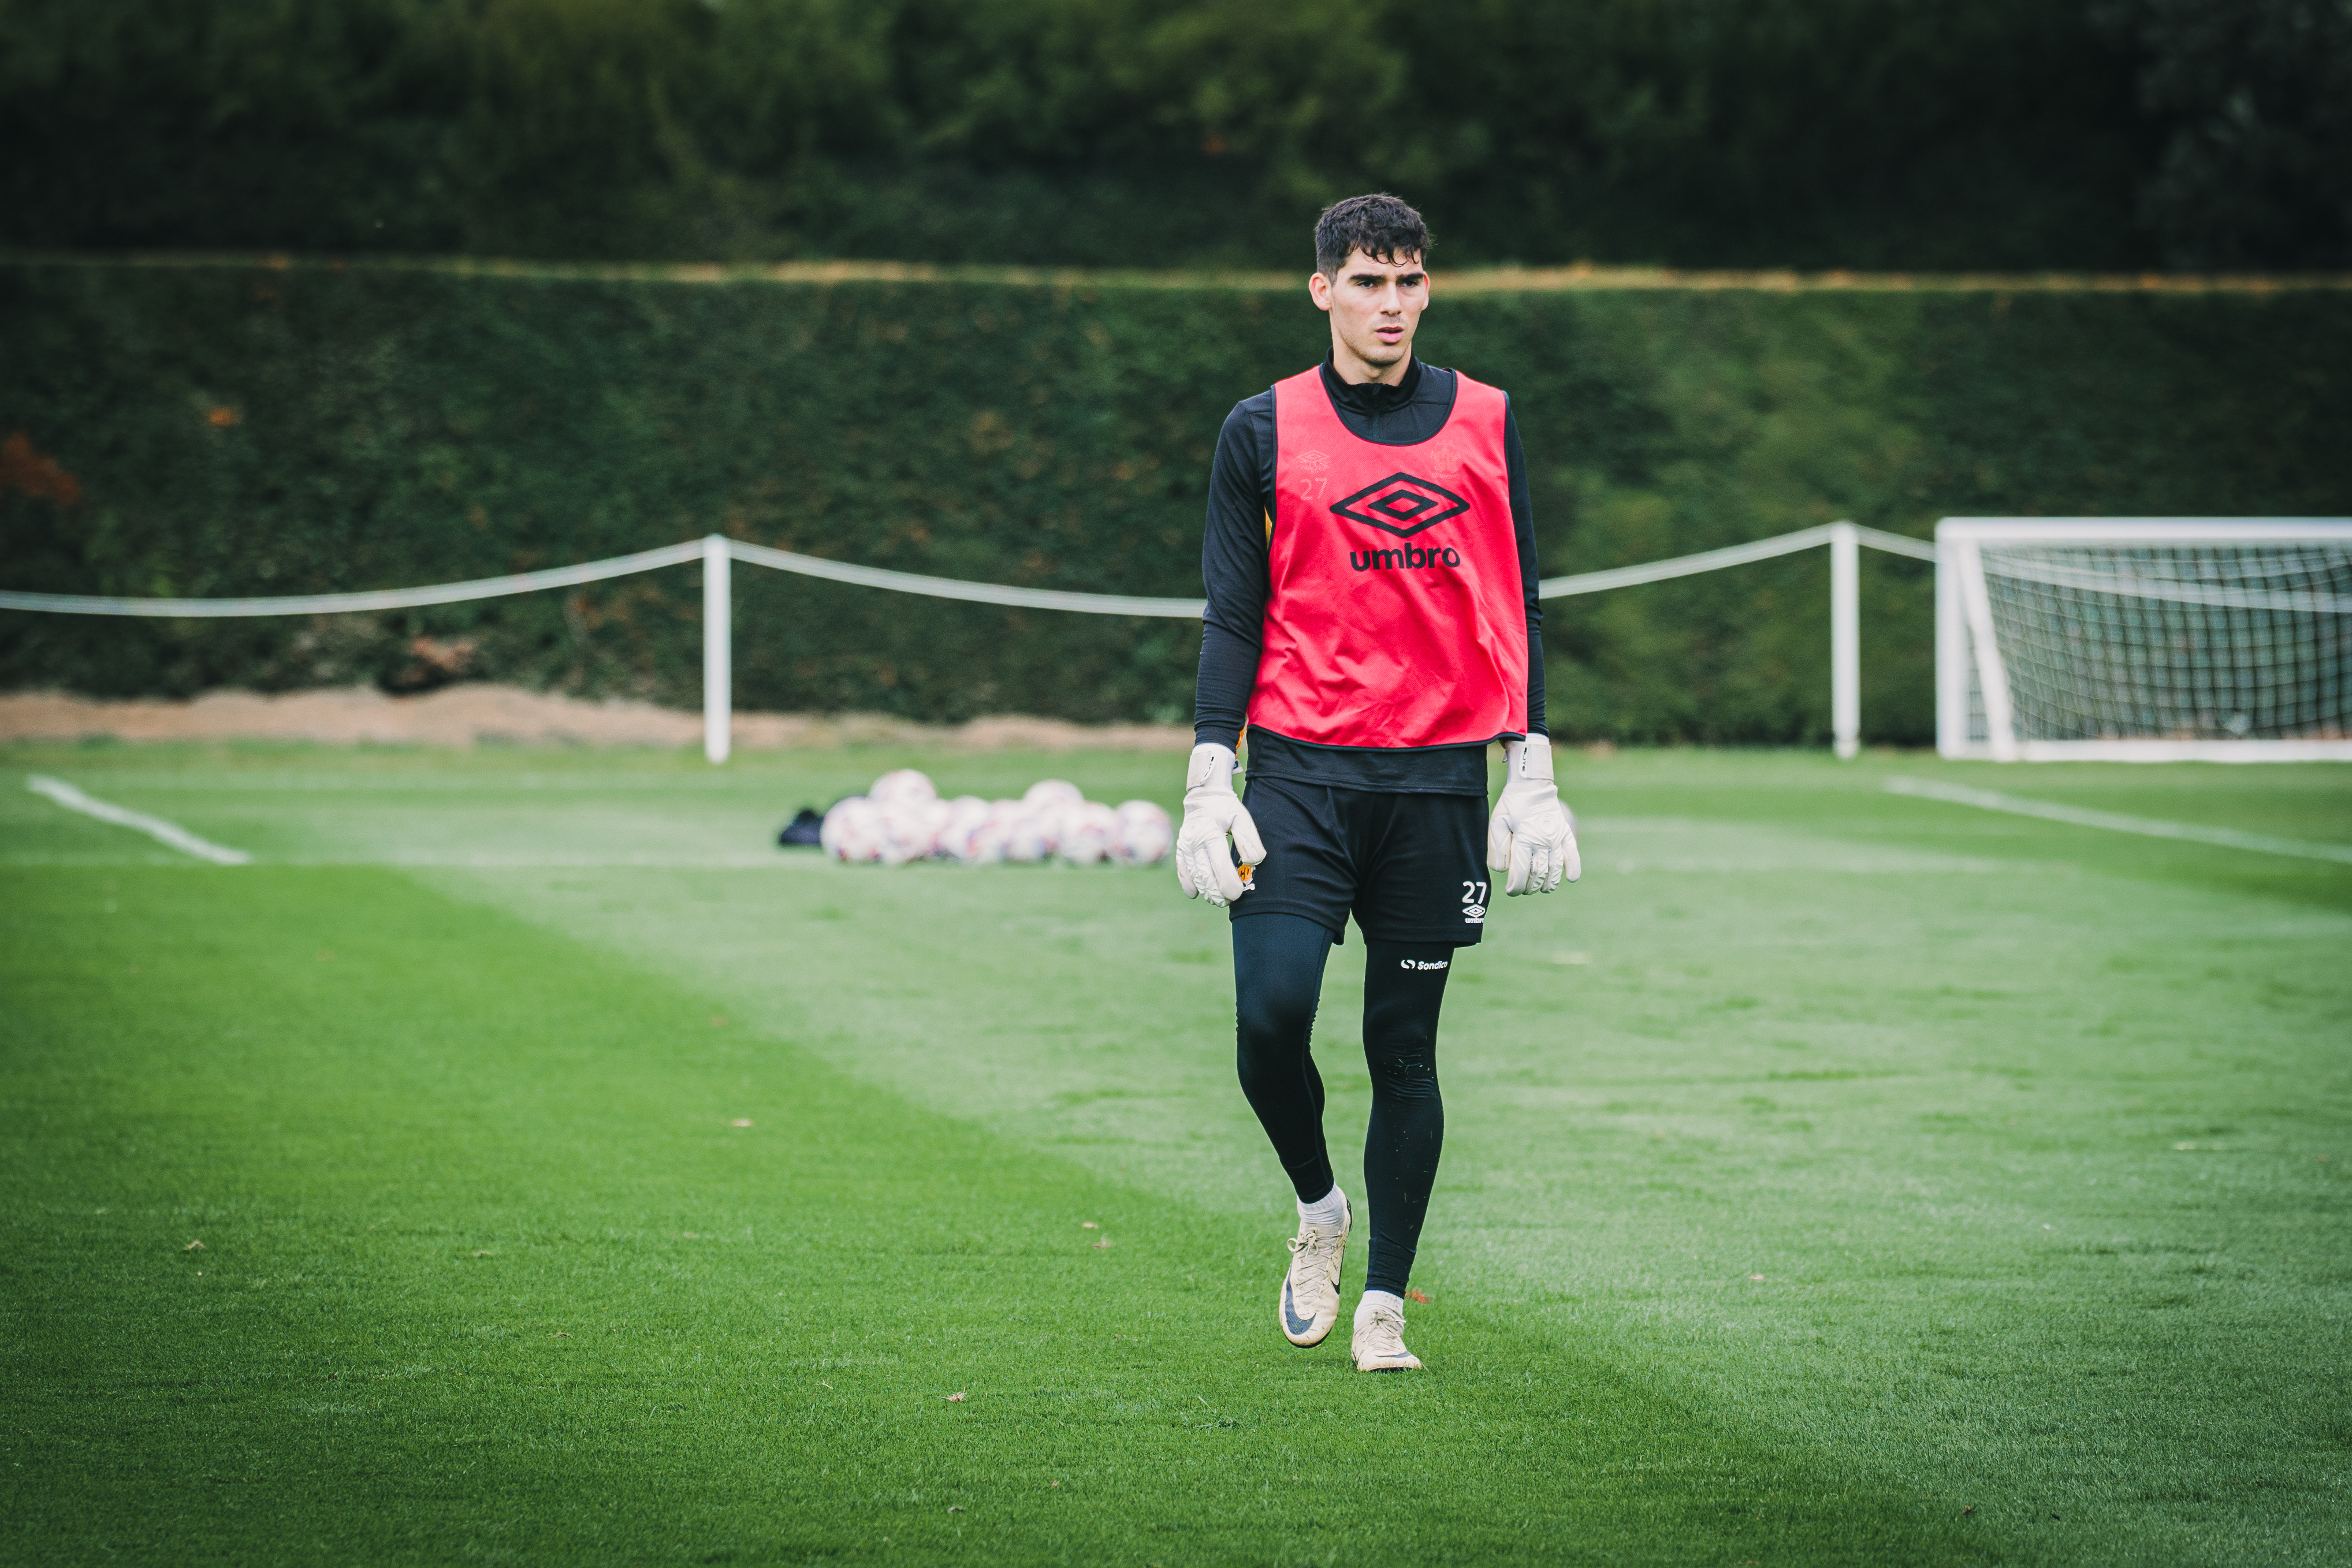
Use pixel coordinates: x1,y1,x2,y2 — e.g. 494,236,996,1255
1937,518,2352,762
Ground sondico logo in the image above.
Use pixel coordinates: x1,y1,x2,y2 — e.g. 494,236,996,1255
1400,958,1451,971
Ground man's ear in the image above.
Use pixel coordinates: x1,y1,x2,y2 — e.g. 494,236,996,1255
1307,270,1333,312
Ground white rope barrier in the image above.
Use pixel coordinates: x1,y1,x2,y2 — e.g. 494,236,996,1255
1,523,1938,763
1852,526,1940,563
0,523,1932,618
0,539,709,618
1538,524,1835,595
724,539,1208,617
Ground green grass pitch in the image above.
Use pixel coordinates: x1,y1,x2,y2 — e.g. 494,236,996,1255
3,742,2347,1566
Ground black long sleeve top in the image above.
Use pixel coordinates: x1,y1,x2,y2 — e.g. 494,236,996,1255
1193,353,1547,795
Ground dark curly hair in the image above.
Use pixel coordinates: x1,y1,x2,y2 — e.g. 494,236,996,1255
1314,193,1432,280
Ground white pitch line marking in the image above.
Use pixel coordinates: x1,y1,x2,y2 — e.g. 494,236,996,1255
25,776,253,865
1886,776,2352,866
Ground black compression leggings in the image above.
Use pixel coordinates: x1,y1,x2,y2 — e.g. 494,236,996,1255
1232,911,1452,1298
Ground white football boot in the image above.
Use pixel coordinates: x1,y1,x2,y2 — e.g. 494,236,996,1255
1278,1200,1350,1347
1351,1293,1424,1372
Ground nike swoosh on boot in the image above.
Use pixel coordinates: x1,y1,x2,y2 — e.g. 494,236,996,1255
1282,1282,1319,1339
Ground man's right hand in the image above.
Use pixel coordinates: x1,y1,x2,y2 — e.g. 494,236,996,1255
1175,742,1266,907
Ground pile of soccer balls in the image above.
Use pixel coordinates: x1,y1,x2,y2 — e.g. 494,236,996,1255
820,769,1173,867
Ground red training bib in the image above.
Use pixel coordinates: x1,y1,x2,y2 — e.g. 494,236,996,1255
1246,366,1528,750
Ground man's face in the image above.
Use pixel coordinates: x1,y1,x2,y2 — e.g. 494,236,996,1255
1309,248,1428,377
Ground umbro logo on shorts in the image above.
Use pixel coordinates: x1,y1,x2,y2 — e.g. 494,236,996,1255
1330,472,1470,539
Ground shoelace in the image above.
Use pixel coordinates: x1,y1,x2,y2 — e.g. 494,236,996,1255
1359,1306,1409,1353
1286,1226,1344,1288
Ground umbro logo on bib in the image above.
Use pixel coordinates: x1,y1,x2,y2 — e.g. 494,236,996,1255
1329,472,1469,538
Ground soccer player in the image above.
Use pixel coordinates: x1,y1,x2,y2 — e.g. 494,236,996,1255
1177,193,1579,1372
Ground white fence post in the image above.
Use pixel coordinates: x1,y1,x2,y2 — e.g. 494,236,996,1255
702,534,731,765
1830,520,1860,759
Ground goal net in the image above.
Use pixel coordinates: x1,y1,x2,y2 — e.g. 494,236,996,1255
1937,519,2352,761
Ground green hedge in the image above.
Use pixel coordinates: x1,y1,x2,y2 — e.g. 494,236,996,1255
4,260,2349,744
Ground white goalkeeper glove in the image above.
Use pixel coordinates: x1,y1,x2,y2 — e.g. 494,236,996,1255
1487,735,1580,896
1175,742,1266,907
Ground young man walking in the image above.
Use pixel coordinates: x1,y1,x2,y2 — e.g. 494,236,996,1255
1177,193,1579,1372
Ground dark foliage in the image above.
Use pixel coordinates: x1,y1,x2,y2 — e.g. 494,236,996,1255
2,0,2339,270
2095,0,2352,267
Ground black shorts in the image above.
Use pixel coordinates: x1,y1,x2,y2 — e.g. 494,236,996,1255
1233,775,1490,947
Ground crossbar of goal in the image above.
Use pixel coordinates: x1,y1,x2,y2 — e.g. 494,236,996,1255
1,523,1934,762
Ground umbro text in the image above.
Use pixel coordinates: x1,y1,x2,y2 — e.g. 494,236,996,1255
1349,545,1462,572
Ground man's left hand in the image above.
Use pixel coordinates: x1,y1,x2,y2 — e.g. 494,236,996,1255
1487,736,1580,896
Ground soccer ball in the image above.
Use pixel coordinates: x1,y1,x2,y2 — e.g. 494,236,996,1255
998,798,1058,862
870,768,937,807
1022,779,1084,810
820,796,888,862
936,796,998,863
970,799,1028,862
877,796,948,865
1110,799,1173,866
1056,800,1120,865
827,779,1169,870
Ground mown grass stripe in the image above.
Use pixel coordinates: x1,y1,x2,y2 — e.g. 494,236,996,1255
0,863,1973,1565
1886,774,2352,864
